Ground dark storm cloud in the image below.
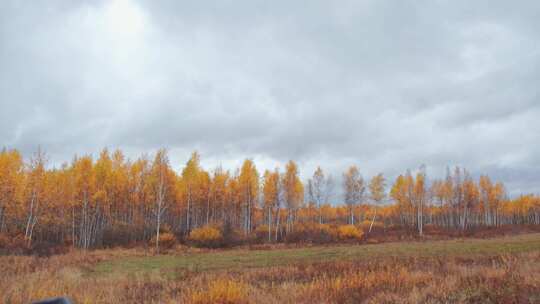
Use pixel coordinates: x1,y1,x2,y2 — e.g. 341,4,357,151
1,0,539,195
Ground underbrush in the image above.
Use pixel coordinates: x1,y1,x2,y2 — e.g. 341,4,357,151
3,225,540,256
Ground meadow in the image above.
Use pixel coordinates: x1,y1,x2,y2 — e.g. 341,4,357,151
2,233,540,303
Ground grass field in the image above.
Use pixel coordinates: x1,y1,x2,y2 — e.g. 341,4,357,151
93,233,540,276
3,233,540,303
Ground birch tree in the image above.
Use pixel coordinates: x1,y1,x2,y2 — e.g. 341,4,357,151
343,166,365,225
283,161,303,233
149,149,171,254
368,173,385,233
24,148,47,245
308,166,334,224
239,159,258,235
0,149,24,233
181,152,201,234
263,168,281,241
414,167,427,236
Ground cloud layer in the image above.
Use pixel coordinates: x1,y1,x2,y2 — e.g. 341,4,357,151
1,0,539,195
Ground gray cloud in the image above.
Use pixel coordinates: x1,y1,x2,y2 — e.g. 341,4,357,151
1,0,539,196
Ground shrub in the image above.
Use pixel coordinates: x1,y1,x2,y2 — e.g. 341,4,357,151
221,221,244,247
189,226,223,248
103,222,137,247
317,224,338,243
31,241,68,257
284,223,337,244
254,225,272,242
0,233,10,248
0,233,28,254
149,232,177,251
337,225,364,240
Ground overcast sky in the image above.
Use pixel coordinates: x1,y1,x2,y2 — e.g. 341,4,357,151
1,0,539,196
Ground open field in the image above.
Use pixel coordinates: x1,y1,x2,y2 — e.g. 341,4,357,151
3,233,540,303
93,233,540,276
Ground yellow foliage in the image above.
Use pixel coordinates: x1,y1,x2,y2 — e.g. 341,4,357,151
337,225,363,240
189,226,223,248
190,279,249,304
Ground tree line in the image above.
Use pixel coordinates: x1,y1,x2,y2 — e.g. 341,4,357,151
1,148,539,250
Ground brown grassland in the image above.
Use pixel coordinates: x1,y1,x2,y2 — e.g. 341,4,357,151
2,232,540,303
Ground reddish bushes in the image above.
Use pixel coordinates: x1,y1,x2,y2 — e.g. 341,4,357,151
3,242,540,303
284,223,336,244
0,233,28,255
149,232,178,251
31,241,69,257
102,222,141,247
254,225,272,242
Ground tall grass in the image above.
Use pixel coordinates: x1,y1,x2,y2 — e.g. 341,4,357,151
2,244,540,303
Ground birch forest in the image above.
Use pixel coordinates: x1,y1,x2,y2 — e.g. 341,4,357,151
1,148,539,251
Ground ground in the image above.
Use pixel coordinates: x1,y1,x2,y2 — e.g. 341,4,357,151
93,233,540,275
2,233,540,303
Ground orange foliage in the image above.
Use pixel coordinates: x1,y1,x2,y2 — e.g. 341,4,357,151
284,223,338,244
337,225,363,240
149,232,177,251
359,220,384,232
189,226,223,248
1,147,539,252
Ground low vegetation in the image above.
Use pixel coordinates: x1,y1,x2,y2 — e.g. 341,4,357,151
188,226,223,248
2,233,540,303
150,232,178,251
337,225,363,240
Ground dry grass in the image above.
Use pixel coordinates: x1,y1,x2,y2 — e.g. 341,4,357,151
2,234,540,303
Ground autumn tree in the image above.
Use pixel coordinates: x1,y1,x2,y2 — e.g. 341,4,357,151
72,155,96,249
343,166,365,225
210,166,229,225
44,163,73,244
478,175,505,227
197,170,211,228
0,149,24,234
0,146,535,250
263,168,280,241
181,152,201,234
461,171,479,230
109,150,129,230
414,167,427,236
490,182,506,226
307,166,333,224
24,148,47,245
127,156,151,242
239,159,259,235
283,161,303,233
431,178,452,227
368,173,385,233
479,175,493,226
148,149,173,254
391,171,418,230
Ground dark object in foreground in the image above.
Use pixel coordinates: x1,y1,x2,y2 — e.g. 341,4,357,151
32,297,72,304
